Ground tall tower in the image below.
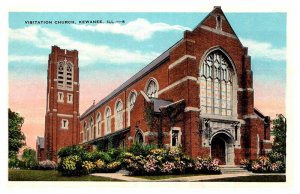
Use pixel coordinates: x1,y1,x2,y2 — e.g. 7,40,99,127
44,45,80,161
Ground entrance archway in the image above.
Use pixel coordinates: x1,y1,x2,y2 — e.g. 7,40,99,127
210,130,235,165
211,136,226,165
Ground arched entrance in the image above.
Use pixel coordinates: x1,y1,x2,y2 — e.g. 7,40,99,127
210,130,235,165
211,136,226,165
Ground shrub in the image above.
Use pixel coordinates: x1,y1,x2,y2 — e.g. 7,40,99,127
58,145,87,160
58,155,84,176
193,157,221,174
9,155,21,169
122,153,146,175
88,151,112,163
38,160,57,170
106,161,122,173
107,148,124,161
251,155,285,173
82,161,95,174
94,159,106,172
127,143,157,157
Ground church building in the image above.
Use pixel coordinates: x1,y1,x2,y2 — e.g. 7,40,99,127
38,6,271,165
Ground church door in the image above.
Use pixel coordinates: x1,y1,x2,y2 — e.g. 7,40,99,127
211,136,226,165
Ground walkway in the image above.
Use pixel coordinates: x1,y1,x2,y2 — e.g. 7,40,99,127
91,171,254,182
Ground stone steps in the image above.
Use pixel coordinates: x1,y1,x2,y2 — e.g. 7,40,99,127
220,165,250,174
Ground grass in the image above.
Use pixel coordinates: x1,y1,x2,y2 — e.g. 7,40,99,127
131,173,207,180
8,170,122,181
199,175,286,182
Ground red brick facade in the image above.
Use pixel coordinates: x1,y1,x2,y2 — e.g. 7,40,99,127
39,46,80,161
39,7,271,165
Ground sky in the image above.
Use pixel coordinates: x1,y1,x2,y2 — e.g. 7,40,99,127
8,11,286,150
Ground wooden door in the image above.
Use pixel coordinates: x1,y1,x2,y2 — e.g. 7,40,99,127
211,137,226,165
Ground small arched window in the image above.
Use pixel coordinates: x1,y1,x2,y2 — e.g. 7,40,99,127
57,61,65,88
105,107,111,134
115,100,123,130
134,130,144,144
129,92,137,110
66,62,73,90
146,79,158,98
89,117,94,140
96,112,101,137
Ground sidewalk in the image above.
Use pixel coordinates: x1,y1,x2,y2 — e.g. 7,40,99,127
91,171,253,182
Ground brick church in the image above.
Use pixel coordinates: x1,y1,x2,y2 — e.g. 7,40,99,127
37,7,272,165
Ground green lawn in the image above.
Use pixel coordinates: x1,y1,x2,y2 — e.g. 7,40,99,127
199,175,286,182
8,170,122,181
131,173,207,180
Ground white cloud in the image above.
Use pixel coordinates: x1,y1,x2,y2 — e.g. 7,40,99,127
241,38,286,61
9,55,47,64
9,26,160,66
72,18,191,41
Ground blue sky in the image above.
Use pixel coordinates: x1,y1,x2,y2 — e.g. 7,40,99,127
8,11,286,148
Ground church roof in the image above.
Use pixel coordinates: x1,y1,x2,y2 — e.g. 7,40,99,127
80,6,238,120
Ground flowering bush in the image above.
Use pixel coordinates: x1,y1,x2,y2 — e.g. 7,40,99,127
193,157,221,174
94,159,106,172
82,161,95,174
38,160,57,170
58,155,84,176
122,148,221,175
251,156,285,173
106,161,121,172
160,161,175,174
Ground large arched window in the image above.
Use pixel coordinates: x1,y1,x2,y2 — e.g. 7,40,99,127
146,79,158,98
83,122,87,142
115,100,123,130
200,50,233,116
89,117,94,140
127,91,137,127
96,112,101,137
57,60,73,91
105,107,111,134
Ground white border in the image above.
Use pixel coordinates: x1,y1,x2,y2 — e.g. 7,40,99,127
2,0,298,194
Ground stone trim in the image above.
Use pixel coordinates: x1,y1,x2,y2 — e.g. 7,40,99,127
243,114,258,119
158,76,197,95
57,113,74,118
168,55,196,70
263,140,271,143
238,88,254,92
200,25,237,39
140,90,151,102
184,107,200,112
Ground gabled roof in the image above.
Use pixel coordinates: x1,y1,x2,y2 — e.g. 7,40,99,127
151,98,173,112
80,6,240,120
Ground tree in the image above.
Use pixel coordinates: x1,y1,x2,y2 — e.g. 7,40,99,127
22,148,38,169
271,114,286,156
8,108,26,158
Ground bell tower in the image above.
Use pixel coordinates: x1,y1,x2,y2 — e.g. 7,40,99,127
44,45,80,161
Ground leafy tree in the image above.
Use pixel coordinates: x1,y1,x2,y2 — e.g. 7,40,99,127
22,148,38,169
8,108,26,158
271,114,286,156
